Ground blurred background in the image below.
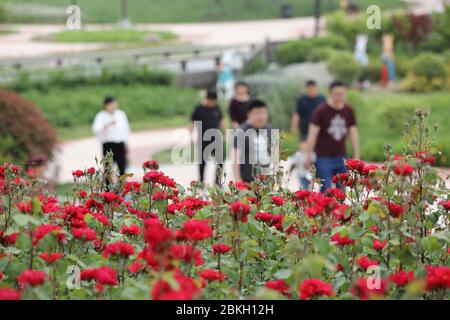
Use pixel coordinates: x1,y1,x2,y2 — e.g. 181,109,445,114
0,0,449,192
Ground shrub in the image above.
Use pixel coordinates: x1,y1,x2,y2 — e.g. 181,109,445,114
242,56,267,75
276,40,312,65
276,34,349,66
419,32,448,53
5,65,174,93
402,52,448,92
410,52,447,79
326,52,362,85
0,89,57,164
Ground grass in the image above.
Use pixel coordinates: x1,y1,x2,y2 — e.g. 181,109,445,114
5,0,403,23
48,29,177,43
22,84,200,141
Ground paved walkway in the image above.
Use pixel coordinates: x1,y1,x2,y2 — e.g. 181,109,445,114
55,127,450,190
0,17,319,59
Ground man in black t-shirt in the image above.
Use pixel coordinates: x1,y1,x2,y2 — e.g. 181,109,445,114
232,100,275,183
190,90,225,185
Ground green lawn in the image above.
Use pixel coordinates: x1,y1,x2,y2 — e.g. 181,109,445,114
48,29,176,43
22,84,200,141
284,90,450,166
5,0,403,23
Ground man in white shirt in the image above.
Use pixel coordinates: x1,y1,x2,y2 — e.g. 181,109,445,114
92,96,130,176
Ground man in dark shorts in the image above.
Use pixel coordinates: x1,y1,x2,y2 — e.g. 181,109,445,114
232,99,275,183
305,81,360,192
291,80,326,188
229,81,252,129
190,90,225,185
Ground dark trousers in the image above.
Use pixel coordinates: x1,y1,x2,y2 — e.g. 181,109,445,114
198,141,223,185
102,142,126,176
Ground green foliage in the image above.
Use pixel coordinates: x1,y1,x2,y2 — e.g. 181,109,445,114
0,0,7,22
410,52,447,79
0,89,57,164
5,65,174,92
401,52,449,92
326,51,362,85
21,84,199,130
242,56,267,76
50,29,176,43
276,34,349,66
419,32,448,53
3,0,402,23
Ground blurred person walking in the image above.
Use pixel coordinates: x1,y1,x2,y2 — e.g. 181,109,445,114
190,90,225,185
92,96,130,177
232,99,275,183
304,81,360,192
290,80,326,189
228,81,252,129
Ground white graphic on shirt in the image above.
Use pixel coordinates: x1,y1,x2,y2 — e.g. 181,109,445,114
327,114,347,141
252,134,271,167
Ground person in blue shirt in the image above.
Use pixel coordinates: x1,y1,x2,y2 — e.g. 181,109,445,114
290,80,326,189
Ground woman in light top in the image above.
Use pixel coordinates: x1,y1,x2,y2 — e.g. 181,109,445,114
92,96,130,176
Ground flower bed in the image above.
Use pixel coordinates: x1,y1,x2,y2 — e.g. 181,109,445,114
0,112,449,300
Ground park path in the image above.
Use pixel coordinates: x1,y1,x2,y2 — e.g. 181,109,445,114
0,17,318,59
55,127,450,190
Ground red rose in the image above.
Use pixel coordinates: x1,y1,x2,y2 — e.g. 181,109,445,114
33,224,65,246
357,256,378,270
229,201,251,223
183,219,212,241
0,288,21,300
86,167,96,175
439,200,450,211
102,241,135,258
212,243,232,254
17,269,47,287
199,269,224,282
71,227,97,242
120,224,141,236
394,161,414,176
331,232,355,246
265,279,292,297
271,195,284,206
79,190,87,198
100,191,120,203
425,265,450,291
151,272,200,300
373,239,387,251
351,277,387,300
388,271,414,287
299,279,335,299
345,159,365,173
72,170,84,177
81,266,118,286
386,202,403,218
143,160,159,170
40,252,63,263
144,219,174,247
254,211,274,222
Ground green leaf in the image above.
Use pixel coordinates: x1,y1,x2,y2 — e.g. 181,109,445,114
274,269,293,279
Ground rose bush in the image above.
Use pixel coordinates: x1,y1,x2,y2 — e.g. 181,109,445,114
0,110,448,300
